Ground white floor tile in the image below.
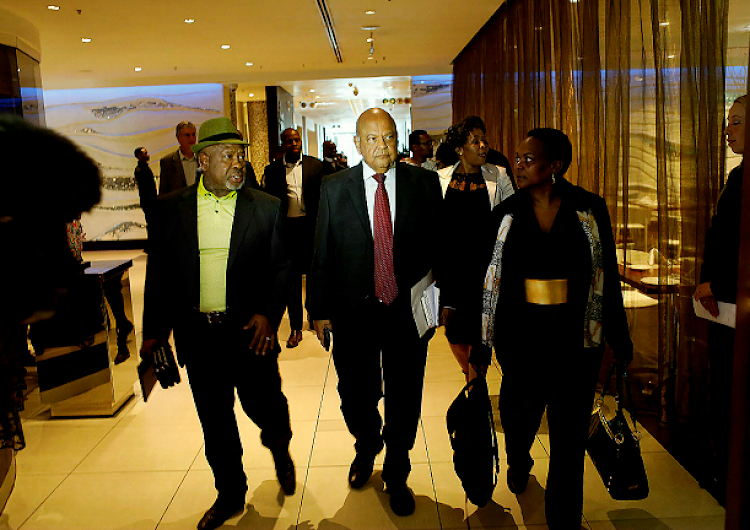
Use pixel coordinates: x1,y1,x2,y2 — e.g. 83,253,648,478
0,474,67,529
18,471,185,530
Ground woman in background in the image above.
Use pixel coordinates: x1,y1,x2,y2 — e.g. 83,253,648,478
437,116,515,380
693,94,746,506
471,128,632,529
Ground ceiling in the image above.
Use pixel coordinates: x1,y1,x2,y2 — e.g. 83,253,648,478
0,0,500,89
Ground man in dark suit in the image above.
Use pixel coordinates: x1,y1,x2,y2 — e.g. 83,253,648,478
262,128,326,348
159,121,198,194
321,140,339,175
141,117,295,530
307,108,442,516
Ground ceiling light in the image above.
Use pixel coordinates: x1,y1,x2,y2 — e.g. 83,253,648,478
47,5,60,10
134,66,142,72
184,18,195,23
361,26,379,31
248,93,254,98
366,37,373,43
310,89,315,93
365,10,376,15
245,62,253,66
667,54,675,59
81,38,92,43
367,56,374,60
315,95,320,99
660,21,670,26
570,0,578,3
387,86,393,89
221,44,231,49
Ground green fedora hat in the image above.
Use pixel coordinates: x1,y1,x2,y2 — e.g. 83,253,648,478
192,117,249,153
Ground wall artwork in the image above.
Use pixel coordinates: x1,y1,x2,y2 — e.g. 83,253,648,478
44,84,224,241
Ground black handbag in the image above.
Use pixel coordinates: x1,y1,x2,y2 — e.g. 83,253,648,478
446,376,500,507
587,364,649,500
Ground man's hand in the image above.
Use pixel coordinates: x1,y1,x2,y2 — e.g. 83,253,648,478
313,319,333,347
440,307,455,327
694,282,720,317
244,315,275,356
141,338,167,358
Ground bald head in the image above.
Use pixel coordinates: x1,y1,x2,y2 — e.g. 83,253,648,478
354,108,398,173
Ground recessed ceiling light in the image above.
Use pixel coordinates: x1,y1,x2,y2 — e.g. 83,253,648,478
315,95,320,99
660,21,670,26
221,44,231,49
366,37,373,43
310,89,315,93
367,56,374,60
184,18,195,23
361,25,379,31
387,86,393,89
81,37,92,43
365,10,376,15
248,93,255,98
134,66,142,72
667,54,675,59
245,62,254,66
47,5,60,10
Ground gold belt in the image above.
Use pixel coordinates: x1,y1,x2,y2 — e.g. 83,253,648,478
525,279,568,305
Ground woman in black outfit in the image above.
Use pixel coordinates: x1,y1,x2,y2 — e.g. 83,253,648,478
470,128,632,529
693,94,745,505
437,116,515,380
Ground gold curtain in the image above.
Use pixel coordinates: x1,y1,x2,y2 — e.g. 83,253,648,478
452,0,728,424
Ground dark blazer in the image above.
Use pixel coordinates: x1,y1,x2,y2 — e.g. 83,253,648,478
141,185,290,365
307,162,443,325
134,161,157,222
470,178,633,365
262,154,326,223
159,149,190,195
700,163,743,303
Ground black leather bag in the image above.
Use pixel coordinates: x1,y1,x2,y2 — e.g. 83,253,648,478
446,376,500,507
587,364,649,500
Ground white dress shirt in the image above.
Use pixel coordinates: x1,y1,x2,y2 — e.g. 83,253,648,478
362,162,396,234
284,155,305,217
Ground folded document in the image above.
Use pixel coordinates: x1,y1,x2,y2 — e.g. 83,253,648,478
692,298,736,328
411,270,441,338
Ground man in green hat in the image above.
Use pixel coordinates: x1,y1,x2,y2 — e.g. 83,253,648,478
141,116,295,530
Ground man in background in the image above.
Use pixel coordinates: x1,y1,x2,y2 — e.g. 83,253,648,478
262,128,326,348
133,147,157,226
159,121,198,194
321,140,339,175
405,129,437,171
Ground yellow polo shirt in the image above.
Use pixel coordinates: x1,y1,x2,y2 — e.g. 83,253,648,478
197,177,237,312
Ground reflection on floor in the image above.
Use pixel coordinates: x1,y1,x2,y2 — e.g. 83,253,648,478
1,250,725,530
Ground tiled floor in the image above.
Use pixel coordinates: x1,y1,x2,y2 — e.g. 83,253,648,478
0,250,726,530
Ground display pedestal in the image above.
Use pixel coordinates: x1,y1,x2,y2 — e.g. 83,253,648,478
34,260,139,417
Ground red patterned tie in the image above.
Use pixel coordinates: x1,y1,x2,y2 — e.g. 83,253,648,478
373,173,398,305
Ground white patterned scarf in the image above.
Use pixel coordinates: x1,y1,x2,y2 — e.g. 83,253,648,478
480,209,605,349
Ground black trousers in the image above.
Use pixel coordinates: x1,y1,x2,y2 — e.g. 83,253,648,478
497,311,603,530
284,217,311,331
331,297,430,485
707,322,735,490
184,321,292,500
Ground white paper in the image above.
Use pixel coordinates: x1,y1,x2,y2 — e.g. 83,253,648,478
411,270,440,337
693,297,736,328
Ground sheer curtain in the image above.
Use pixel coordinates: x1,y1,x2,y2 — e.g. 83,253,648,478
452,0,728,426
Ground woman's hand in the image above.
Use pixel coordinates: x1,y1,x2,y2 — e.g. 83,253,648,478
694,282,720,317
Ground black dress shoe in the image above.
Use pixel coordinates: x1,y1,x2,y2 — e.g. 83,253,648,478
387,483,415,516
348,453,376,489
272,449,296,495
507,466,530,494
197,498,245,530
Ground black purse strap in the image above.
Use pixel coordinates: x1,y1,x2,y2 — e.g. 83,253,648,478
595,363,642,445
